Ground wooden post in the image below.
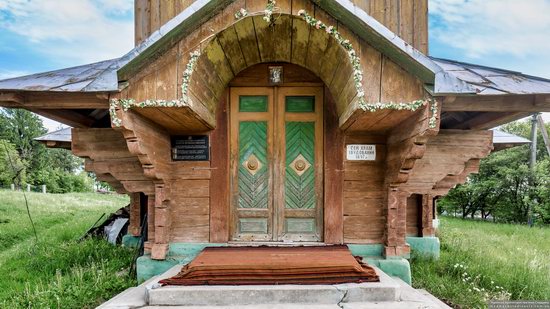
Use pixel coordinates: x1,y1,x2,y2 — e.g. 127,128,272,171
385,188,410,257
42,185,46,193
144,194,155,253
420,194,434,236
26,184,31,192
152,184,170,260
128,192,142,236
11,184,15,191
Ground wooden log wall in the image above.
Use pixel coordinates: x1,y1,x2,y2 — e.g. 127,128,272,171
134,0,428,54
342,135,386,244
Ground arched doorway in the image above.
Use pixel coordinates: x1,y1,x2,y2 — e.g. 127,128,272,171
225,63,328,243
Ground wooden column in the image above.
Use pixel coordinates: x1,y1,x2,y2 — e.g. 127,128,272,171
324,88,344,244
420,194,434,236
152,184,170,260
144,194,155,253
384,188,410,257
128,192,141,236
209,90,230,242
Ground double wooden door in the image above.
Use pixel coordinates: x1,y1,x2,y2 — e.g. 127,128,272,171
230,87,323,242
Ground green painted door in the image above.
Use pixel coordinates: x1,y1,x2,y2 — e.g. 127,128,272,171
230,87,323,242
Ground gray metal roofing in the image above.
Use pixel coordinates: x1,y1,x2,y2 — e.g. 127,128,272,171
432,58,550,95
492,129,531,144
34,127,72,143
0,59,121,92
1,0,550,96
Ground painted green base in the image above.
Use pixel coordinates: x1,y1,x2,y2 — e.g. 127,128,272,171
137,243,227,283
136,242,413,285
121,235,140,248
348,244,411,285
406,236,440,259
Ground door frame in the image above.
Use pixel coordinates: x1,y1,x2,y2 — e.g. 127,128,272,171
229,86,324,242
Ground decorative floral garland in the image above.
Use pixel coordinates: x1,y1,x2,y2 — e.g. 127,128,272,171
296,9,438,128
109,49,201,127
362,99,439,128
234,8,248,19
297,10,366,111
111,1,439,129
263,0,277,23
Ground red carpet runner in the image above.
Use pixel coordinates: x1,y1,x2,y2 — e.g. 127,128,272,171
159,245,379,286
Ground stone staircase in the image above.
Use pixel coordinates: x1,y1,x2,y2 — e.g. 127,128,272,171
98,265,450,309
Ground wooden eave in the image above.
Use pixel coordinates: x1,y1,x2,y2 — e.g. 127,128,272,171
0,91,112,128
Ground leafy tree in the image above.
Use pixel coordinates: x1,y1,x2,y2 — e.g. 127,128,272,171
0,108,93,193
0,109,48,180
0,139,26,187
439,119,550,225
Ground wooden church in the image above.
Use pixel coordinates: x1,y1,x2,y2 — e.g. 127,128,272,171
1,0,550,285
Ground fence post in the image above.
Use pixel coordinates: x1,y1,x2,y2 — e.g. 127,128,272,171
11,184,15,191
27,184,31,192
42,185,47,194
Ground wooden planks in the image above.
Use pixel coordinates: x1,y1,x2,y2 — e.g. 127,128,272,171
343,134,387,244
170,180,210,242
209,90,230,242
323,89,344,244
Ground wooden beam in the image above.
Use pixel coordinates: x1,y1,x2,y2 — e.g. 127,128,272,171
30,109,95,128
23,93,109,109
0,92,24,104
451,111,532,130
441,95,550,112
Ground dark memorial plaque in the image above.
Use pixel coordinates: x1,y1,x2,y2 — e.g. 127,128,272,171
171,135,209,161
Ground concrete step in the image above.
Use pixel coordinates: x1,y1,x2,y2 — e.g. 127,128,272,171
141,305,341,309
146,267,400,307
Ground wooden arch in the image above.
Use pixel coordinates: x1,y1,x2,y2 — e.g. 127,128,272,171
187,13,359,120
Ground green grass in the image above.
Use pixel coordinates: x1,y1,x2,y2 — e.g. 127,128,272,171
412,216,550,308
0,190,134,308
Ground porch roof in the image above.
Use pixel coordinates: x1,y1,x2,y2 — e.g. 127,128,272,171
1,1,550,97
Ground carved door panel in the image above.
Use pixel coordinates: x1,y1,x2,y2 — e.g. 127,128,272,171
230,87,323,242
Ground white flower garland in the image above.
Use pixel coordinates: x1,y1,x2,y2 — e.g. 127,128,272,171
296,10,438,128
362,99,438,128
109,2,439,129
298,10,365,107
109,49,201,127
234,8,248,19
263,0,277,23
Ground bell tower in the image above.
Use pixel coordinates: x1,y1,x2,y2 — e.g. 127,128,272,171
133,0,428,54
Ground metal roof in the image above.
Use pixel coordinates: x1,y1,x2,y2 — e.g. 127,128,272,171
432,58,550,95
492,129,531,145
0,59,122,92
35,127,72,143
1,0,550,98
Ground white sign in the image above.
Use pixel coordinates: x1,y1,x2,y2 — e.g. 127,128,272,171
346,144,376,161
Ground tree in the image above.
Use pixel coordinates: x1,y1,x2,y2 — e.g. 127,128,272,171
0,139,26,187
439,119,550,225
0,109,48,181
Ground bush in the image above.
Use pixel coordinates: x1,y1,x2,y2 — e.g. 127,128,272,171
33,169,94,194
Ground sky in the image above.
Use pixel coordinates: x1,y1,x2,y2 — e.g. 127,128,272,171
0,0,548,131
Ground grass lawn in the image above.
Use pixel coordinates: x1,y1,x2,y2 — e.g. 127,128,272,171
412,216,550,308
0,190,134,308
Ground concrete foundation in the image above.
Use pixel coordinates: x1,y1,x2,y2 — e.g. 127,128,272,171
136,243,414,284
99,264,450,308
406,236,440,259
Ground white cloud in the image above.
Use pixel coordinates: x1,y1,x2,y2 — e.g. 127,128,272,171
0,0,134,65
430,0,550,59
